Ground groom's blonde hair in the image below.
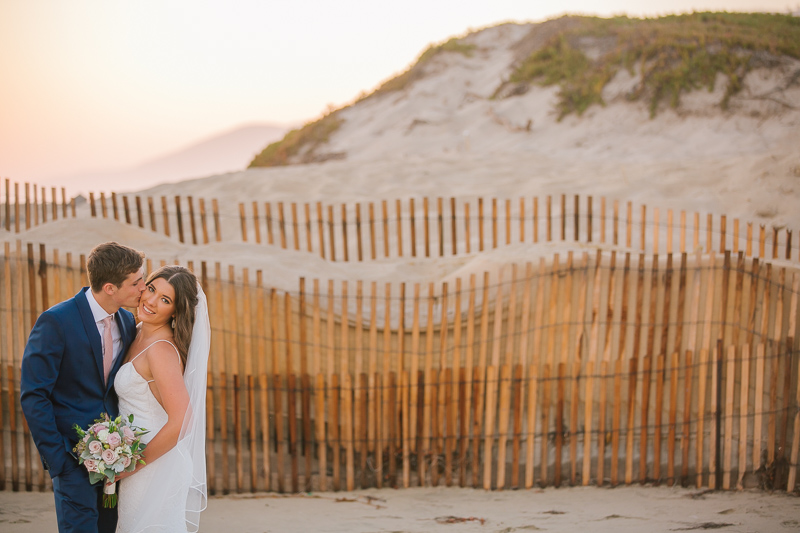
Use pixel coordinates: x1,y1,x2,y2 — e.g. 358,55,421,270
87,242,145,292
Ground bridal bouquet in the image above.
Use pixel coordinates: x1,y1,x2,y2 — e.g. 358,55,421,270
73,413,148,507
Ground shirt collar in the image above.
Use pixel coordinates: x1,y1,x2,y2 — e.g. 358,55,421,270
85,287,114,323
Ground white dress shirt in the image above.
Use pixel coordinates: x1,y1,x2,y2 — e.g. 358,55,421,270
85,288,123,365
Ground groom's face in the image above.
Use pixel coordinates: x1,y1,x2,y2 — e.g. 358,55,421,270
112,267,146,309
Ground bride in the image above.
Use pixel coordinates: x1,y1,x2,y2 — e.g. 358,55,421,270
113,265,210,532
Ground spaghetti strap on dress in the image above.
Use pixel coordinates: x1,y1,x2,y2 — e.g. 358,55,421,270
127,340,179,383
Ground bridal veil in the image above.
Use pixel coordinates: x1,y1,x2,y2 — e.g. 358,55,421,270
180,284,209,531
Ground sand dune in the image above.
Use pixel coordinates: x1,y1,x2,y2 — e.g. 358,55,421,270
6,23,800,277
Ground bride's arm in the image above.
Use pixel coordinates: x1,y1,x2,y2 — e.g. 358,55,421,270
118,344,189,480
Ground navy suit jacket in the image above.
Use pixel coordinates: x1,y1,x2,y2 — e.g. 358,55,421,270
20,288,136,478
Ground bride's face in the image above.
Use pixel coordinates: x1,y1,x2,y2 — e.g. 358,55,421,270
138,278,176,327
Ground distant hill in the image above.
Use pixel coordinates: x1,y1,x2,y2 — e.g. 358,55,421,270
249,12,800,168
62,123,290,193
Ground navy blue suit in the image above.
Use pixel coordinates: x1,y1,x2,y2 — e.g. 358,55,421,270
21,288,136,533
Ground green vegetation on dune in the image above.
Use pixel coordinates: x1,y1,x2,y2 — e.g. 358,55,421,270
502,12,800,118
420,37,477,62
250,13,800,168
372,37,477,96
248,112,343,168
249,36,475,168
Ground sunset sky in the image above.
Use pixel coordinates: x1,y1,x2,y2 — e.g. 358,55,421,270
0,0,795,193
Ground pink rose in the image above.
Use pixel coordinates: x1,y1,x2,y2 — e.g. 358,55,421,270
101,448,118,465
106,432,122,449
121,455,132,468
88,440,103,455
91,423,106,435
84,459,99,473
122,426,136,444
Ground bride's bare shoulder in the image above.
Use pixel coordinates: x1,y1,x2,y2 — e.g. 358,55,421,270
147,338,179,356
146,339,182,370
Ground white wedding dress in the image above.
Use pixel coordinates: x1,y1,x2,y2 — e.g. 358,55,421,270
116,340,192,533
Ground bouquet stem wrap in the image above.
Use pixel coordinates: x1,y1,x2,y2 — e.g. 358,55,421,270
103,481,117,508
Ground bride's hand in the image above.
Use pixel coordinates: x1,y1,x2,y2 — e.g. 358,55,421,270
114,468,137,482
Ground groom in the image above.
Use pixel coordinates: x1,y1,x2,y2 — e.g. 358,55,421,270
20,242,146,533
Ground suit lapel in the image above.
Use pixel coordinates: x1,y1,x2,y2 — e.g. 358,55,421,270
75,288,105,384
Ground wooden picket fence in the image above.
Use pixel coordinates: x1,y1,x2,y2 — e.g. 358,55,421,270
1,179,75,233
3,177,797,261
77,190,799,261
85,192,223,244
227,196,797,262
1,239,799,494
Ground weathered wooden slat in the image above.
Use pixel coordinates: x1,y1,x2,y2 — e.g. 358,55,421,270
788,340,800,490
483,365,498,489
314,373,327,491
525,364,538,488
681,350,694,487
441,375,457,485
331,373,341,491
540,364,551,487
496,365,512,489
639,355,652,484
344,372,355,491
582,360,595,486
668,351,679,486
610,359,622,486
625,357,638,484
722,346,735,490
512,363,524,488
401,370,411,488
597,361,608,487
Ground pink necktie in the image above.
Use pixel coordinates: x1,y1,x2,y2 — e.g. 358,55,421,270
102,316,114,384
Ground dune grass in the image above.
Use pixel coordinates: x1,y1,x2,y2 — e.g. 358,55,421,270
250,13,800,167
249,37,475,167
372,37,476,96
248,112,343,168
504,12,800,118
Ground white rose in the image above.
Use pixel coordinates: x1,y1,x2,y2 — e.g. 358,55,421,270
96,429,109,442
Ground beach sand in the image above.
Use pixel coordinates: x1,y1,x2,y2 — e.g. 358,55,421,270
1,485,799,532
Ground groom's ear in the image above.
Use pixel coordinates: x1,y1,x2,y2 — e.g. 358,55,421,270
102,282,117,296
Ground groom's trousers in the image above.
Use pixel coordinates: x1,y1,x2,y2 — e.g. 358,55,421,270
51,463,117,533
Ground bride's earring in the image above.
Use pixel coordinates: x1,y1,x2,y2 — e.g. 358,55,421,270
171,317,176,329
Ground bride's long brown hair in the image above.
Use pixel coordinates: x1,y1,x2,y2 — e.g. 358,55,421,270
145,265,198,369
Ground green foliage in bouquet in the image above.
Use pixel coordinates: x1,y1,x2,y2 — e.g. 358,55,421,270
73,413,148,508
